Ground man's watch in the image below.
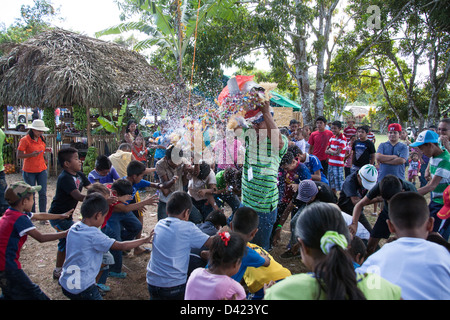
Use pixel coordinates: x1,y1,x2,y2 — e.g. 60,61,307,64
157,183,163,189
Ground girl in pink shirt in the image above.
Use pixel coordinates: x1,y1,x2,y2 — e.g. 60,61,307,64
185,231,247,300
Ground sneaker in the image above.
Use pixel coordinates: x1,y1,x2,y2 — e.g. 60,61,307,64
108,271,127,279
370,212,378,216
96,283,111,292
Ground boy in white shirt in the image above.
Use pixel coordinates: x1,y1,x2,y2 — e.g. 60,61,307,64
356,191,450,300
59,193,153,300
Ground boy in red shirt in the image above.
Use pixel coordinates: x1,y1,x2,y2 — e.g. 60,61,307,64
326,121,347,194
308,116,333,176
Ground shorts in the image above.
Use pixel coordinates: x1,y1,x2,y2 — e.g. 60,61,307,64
50,219,74,252
327,165,345,191
370,209,390,239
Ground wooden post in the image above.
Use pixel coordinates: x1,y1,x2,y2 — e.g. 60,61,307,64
86,106,92,147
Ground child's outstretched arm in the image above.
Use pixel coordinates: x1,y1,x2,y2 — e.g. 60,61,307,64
113,194,159,213
27,229,68,243
111,229,154,251
31,209,74,221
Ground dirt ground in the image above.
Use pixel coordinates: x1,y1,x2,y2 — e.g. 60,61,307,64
4,172,379,300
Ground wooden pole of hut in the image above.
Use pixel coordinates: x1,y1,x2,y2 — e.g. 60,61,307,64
86,107,92,147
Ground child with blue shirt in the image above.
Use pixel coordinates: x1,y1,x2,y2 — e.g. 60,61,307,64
229,207,270,283
59,193,153,300
146,191,213,300
88,155,120,185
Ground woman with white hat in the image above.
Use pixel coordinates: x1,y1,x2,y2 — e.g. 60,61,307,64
17,119,52,214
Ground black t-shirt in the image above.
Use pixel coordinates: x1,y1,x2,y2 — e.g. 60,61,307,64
338,171,367,214
352,139,376,168
366,178,417,213
49,170,91,217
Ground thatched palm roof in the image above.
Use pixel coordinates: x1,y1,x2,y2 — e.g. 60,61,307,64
0,28,172,109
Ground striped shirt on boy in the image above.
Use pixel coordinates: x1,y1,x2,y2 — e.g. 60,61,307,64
429,149,450,205
327,133,347,167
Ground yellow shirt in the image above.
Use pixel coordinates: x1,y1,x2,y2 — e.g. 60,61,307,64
243,243,292,293
109,150,132,178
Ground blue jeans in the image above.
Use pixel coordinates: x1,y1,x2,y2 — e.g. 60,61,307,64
22,170,47,213
0,171,9,215
252,207,278,251
0,269,49,300
62,284,103,300
147,283,186,300
214,193,241,215
106,211,142,273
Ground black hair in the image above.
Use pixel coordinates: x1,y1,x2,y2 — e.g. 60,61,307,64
126,119,139,136
166,145,183,162
379,175,402,200
58,147,78,168
126,160,146,177
28,129,46,143
7,192,33,207
288,144,302,157
279,127,289,137
205,210,227,227
118,143,132,151
316,116,327,123
295,202,366,300
331,121,342,129
388,191,429,230
86,182,110,196
280,151,296,167
166,191,192,216
95,155,112,171
427,233,450,253
357,126,369,133
111,179,133,196
231,206,259,235
348,236,367,262
198,161,212,181
224,167,240,187
80,193,109,218
208,231,247,271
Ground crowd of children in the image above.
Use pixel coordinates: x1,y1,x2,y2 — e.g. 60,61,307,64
0,115,449,301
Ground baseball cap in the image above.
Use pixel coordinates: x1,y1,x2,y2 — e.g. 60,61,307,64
5,181,41,204
388,123,402,132
296,180,319,203
358,164,378,191
410,130,439,147
437,185,450,220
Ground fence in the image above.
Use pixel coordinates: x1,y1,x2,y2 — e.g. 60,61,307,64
3,131,120,177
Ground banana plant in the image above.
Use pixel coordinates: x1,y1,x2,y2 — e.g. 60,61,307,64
95,0,235,83
97,98,128,140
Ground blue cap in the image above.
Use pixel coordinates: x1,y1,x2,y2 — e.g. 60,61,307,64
410,130,439,147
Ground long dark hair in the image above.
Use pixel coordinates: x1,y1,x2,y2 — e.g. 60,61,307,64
295,202,366,300
28,129,46,143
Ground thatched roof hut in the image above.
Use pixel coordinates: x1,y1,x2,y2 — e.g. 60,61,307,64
0,28,171,110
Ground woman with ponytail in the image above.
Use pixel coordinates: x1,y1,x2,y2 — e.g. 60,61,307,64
264,202,401,300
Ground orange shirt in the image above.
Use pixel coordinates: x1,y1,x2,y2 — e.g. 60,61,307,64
17,135,47,173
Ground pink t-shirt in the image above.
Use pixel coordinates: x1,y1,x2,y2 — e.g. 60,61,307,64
185,268,246,300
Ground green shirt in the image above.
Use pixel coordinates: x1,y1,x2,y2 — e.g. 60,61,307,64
264,272,402,300
241,131,288,213
215,169,226,191
0,129,5,172
429,149,450,204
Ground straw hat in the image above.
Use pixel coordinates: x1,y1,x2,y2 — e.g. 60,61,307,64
27,119,50,132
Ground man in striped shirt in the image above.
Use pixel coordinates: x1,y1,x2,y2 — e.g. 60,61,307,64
238,100,288,251
326,121,347,194
413,130,450,238
343,119,357,140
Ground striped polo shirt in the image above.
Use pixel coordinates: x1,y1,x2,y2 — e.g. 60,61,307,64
429,149,450,204
327,133,347,167
343,126,357,140
241,132,288,213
